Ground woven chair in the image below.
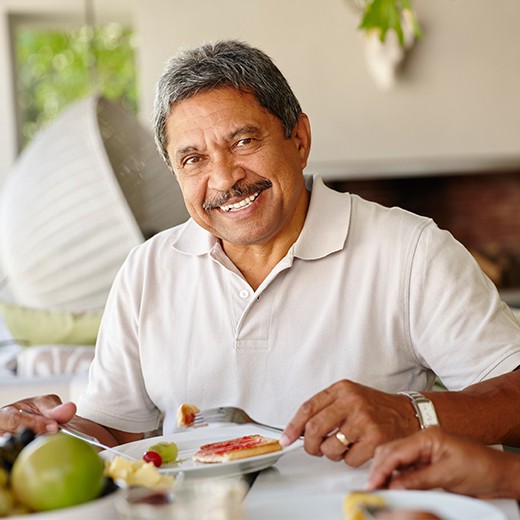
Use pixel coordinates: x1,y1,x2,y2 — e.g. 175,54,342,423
0,95,189,312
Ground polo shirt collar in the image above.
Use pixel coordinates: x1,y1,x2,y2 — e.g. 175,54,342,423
293,175,350,260
171,174,351,260
171,218,217,256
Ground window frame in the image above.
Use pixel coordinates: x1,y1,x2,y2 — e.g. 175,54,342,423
0,0,134,185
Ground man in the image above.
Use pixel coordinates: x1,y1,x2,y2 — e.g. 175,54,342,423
2,40,520,467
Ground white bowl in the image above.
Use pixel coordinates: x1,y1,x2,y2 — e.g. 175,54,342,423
14,488,121,520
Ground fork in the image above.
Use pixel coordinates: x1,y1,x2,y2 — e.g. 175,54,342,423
192,406,285,434
58,425,138,460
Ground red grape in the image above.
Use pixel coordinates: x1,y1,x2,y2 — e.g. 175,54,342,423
143,450,162,467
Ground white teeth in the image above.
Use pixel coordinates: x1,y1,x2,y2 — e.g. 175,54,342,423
220,192,260,212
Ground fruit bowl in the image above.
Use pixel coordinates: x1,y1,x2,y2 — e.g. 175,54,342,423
14,488,121,520
1,431,122,519
2,430,174,518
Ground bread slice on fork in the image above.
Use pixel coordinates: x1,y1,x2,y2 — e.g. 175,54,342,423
176,403,200,427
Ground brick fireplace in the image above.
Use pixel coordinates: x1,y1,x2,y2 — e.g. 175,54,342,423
327,170,520,299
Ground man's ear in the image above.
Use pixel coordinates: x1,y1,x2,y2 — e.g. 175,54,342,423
292,113,312,168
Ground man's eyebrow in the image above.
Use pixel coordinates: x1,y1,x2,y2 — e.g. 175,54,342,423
174,145,198,161
230,126,262,139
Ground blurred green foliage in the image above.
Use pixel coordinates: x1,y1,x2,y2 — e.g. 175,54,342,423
358,0,421,46
15,23,138,147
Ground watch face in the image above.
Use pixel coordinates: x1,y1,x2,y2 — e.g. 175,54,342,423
417,402,438,425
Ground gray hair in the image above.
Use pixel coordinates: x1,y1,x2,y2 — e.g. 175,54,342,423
152,40,302,170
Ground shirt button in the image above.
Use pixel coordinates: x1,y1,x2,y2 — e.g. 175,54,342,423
239,289,250,299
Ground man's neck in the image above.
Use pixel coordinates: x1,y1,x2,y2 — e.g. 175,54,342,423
224,237,296,291
222,191,310,291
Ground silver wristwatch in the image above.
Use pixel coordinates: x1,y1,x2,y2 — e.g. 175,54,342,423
399,391,440,429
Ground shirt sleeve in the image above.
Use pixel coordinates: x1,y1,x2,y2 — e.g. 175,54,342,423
76,248,162,434
407,222,520,390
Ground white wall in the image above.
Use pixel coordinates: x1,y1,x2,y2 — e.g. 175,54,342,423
134,0,520,179
1,0,519,182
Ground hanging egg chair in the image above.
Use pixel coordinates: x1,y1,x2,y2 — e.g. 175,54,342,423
0,95,188,312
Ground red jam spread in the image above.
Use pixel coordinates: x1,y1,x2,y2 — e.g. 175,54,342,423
195,435,269,456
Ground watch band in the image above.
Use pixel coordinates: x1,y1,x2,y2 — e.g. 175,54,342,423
398,391,440,429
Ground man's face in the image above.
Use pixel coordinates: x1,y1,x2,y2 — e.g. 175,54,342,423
165,87,311,249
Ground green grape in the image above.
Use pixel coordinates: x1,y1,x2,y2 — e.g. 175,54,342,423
11,503,31,516
147,441,178,463
0,488,14,516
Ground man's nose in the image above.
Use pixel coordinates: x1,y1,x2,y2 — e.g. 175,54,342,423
208,154,245,192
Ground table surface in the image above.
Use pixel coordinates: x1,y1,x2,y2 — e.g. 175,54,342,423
245,446,520,520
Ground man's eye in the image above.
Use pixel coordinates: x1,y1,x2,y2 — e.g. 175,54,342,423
183,156,200,167
236,138,254,147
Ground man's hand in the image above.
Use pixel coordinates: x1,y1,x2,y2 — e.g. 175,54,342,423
367,427,520,499
279,379,419,467
2,395,145,448
0,395,77,435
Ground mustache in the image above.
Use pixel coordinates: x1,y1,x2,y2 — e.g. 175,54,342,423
202,179,273,211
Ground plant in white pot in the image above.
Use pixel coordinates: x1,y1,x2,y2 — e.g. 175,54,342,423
349,0,422,90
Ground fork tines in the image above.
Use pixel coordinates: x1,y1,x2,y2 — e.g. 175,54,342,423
192,407,225,426
192,412,207,426
193,407,226,426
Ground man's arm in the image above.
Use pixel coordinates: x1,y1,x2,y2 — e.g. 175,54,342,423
280,370,520,467
66,416,143,447
424,368,520,446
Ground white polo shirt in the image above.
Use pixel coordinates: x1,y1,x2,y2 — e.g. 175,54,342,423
77,176,520,433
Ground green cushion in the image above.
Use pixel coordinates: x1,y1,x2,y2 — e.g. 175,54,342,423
0,301,102,346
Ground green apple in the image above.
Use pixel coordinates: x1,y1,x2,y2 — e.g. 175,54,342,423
11,432,106,512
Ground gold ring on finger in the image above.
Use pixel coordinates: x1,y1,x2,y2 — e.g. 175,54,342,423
335,430,353,449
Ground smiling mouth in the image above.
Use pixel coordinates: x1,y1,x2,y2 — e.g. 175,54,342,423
203,179,272,212
219,191,260,212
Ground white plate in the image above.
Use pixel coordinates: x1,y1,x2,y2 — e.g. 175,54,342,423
246,490,506,520
105,424,303,479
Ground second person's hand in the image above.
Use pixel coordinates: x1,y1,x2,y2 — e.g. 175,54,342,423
367,427,520,499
